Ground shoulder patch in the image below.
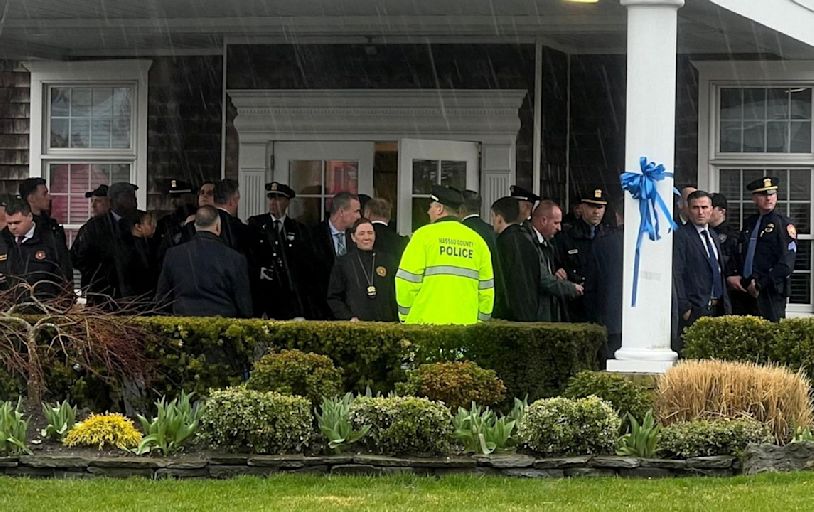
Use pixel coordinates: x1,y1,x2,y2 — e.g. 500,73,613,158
788,224,797,239
0,254,6,261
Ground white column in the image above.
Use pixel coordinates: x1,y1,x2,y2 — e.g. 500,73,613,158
607,0,684,374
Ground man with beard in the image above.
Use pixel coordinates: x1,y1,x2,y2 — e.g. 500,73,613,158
248,182,321,319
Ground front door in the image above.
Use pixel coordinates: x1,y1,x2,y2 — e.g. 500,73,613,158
272,141,374,226
397,138,480,235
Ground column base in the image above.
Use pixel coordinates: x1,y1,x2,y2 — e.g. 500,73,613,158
606,348,678,374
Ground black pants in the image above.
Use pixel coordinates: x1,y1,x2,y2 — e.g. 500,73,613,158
674,302,726,355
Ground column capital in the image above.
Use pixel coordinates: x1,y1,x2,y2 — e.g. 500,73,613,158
620,0,684,8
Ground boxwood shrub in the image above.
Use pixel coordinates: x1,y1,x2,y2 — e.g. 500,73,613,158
349,396,453,455
519,396,621,456
199,387,312,454
682,315,775,362
562,370,654,426
398,361,506,411
246,349,342,403
0,317,605,409
658,417,773,459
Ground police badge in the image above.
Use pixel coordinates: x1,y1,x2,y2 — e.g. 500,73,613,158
35,250,46,260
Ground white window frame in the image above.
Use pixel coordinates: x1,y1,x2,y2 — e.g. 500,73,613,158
696,61,814,314
26,60,151,211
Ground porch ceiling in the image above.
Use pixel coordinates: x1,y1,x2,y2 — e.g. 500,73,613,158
1,0,812,59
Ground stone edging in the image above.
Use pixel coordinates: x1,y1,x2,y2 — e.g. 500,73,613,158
0,454,739,479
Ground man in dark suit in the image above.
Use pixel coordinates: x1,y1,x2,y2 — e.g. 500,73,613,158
19,177,67,251
364,197,407,259
673,190,731,349
71,182,138,307
1,199,73,306
460,190,500,306
248,182,322,319
213,178,251,255
156,205,252,317
311,192,361,317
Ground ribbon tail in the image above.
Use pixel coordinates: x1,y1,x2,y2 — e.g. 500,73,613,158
631,223,645,307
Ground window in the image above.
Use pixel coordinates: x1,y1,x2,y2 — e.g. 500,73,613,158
27,60,151,244
696,61,814,312
410,159,467,231
288,160,359,226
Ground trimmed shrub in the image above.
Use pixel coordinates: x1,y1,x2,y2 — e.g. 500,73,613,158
246,349,342,403
682,315,775,362
519,396,621,456
563,371,653,425
658,418,772,458
349,396,453,455
199,387,311,454
399,361,506,410
0,317,605,408
63,413,142,450
656,360,812,443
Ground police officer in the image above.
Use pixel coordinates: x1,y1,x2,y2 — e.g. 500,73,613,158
85,184,110,218
247,182,321,319
1,199,73,307
726,177,796,322
710,193,739,264
19,177,67,251
395,185,494,324
556,188,608,321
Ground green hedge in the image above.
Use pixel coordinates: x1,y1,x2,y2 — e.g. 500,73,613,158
683,316,814,383
0,317,605,410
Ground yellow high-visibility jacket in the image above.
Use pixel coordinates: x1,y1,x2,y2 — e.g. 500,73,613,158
395,217,494,324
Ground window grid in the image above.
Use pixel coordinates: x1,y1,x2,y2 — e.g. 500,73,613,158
48,85,133,151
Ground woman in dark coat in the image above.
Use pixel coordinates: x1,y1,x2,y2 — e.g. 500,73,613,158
327,218,398,322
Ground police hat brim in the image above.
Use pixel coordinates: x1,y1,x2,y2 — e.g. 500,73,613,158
581,199,608,206
750,187,778,195
267,191,293,199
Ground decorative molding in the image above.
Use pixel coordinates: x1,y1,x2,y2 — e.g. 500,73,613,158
230,89,526,143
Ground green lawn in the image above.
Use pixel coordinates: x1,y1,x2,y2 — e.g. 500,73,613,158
2,473,814,511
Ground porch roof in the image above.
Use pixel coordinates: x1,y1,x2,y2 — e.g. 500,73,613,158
1,0,813,60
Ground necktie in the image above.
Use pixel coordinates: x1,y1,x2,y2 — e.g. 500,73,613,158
743,215,763,278
334,232,346,256
702,230,723,299
273,220,282,233
589,225,596,239
15,236,23,245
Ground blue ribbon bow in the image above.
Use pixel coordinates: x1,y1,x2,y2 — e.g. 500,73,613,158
620,157,679,307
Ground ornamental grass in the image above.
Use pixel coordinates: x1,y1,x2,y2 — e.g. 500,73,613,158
655,360,812,443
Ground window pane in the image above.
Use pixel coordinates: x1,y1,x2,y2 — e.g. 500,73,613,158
796,240,811,271
767,88,789,120
789,203,810,233
91,119,112,148
70,119,90,148
720,88,742,120
289,160,323,196
742,121,766,152
719,122,742,152
49,163,69,193
111,118,130,148
71,88,91,117
719,169,741,199
92,88,113,117
766,121,788,152
412,197,432,232
289,197,321,227
790,121,811,153
790,273,811,304
325,160,359,195
50,118,69,148
51,87,70,117
790,88,812,120
111,163,130,183
412,160,437,194
440,161,467,190
48,162,130,227
112,88,132,118
743,88,766,120
728,203,742,228
788,170,811,201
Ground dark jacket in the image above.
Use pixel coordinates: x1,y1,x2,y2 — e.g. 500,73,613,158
555,219,606,321
1,222,73,304
728,210,796,294
70,211,132,303
673,222,732,320
311,220,353,317
120,235,160,301
327,248,398,321
247,213,323,319
462,215,500,295
216,208,252,255
372,222,407,261
155,231,252,317
585,227,623,335
495,224,577,322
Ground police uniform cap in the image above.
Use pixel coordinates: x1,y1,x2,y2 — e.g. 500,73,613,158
430,184,463,209
84,184,109,199
746,176,779,195
580,188,608,205
265,182,295,199
167,179,193,195
510,185,540,203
